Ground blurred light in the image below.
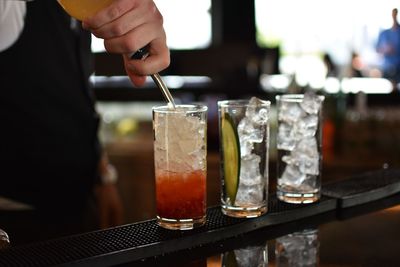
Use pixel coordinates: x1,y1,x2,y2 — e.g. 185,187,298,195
255,0,400,67
91,75,211,89
163,76,212,89
341,77,393,94
154,0,212,50
116,118,139,137
259,74,291,92
324,77,341,93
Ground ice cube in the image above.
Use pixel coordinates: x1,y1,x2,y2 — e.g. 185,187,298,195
293,137,319,158
278,101,306,124
154,110,205,173
240,154,262,184
235,154,264,205
246,97,269,126
277,122,296,151
289,137,320,175
300,91,323,114
292,114,319,139
238,117,255,156
233,97,269,205
252,108,269,125
279,164,306,187
235,181,264,206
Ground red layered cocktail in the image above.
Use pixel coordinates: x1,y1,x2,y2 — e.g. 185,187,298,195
153,105,207,230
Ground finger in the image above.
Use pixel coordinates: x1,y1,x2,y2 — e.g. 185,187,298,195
103,20,165,54
124,38,170,75
91,1,160,40
126,71,147,87
82,0,138,30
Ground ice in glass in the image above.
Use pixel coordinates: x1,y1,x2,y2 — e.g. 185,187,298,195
153,104,207,230
218,97,270,218
276,93,324,204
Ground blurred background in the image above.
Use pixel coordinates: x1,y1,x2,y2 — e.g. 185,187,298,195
91,0,400,224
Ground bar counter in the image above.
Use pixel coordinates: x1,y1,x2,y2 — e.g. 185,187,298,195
0,169,399,266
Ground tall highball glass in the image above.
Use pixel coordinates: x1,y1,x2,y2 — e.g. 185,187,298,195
276,93,324,204
153,104,208,230
218,97,270,218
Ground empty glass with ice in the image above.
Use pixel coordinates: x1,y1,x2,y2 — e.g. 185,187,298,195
276,93,324,204
153,104,207,230
218,97,270,218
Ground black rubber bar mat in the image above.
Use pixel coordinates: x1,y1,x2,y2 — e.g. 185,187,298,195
322,168,400,208
0,196,336,267
1,168,400,267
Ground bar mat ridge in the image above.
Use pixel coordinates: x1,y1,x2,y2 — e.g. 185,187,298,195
0,196,335,267
322,168,400,208
3,168,400,267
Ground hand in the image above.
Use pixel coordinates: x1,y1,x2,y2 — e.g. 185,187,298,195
82,0,170,87
95,183,124,229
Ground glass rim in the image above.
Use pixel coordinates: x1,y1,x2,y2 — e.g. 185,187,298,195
152,104,208,113
217,99,271,108
275,94,325,102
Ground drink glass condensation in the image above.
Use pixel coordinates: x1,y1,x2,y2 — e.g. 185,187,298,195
276,93,324,204
218,97,270,218
153,104,208,230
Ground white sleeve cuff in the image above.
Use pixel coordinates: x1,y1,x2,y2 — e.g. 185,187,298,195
0,1,26,51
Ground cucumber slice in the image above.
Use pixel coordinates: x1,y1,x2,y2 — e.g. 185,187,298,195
221,113,240,205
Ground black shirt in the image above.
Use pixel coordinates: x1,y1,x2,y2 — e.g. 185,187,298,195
0,0,100,212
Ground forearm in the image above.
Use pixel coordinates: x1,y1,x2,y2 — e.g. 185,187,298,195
0,1,26,51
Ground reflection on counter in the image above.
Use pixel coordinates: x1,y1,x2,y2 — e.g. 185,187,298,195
222,243,268,267
275,229,319,267
208,228,318,267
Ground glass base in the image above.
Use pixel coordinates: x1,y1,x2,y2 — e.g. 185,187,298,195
221,204,267,218
156,216,206,230
277,190,320,204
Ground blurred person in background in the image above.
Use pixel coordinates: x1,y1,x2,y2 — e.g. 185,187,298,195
0,0,169,244
376,8,400,89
